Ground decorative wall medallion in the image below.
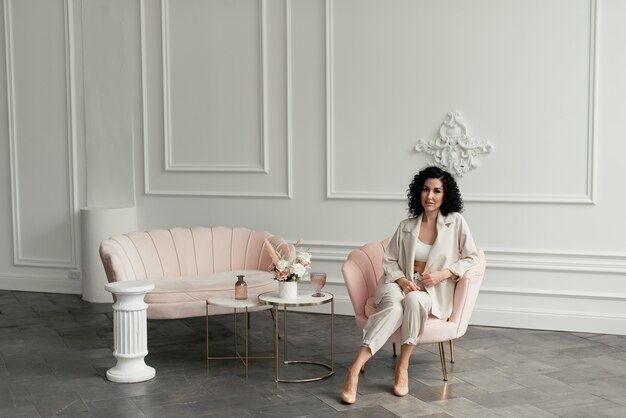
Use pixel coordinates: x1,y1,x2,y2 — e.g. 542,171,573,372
414,112,493,177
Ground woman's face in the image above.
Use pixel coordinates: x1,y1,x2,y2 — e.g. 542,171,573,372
421,177,444,214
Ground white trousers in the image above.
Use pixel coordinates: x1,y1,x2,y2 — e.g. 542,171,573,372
361,282,432,355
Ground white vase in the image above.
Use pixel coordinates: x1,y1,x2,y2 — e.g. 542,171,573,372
278,281,298,299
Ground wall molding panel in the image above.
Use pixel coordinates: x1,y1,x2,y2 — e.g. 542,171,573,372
141,0,293,198
301,240,626,277
161,0,268,174
325,0,597,205
485,247,626,275
3,0,80,269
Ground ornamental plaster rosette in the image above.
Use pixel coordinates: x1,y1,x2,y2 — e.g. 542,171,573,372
415,112,493,177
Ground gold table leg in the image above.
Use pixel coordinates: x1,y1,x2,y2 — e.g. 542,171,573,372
206,303,272,379
273,300,335,383
206,301,209,373
273,306,279,382
331,299,334,374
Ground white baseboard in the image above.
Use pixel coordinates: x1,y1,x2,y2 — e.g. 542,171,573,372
470,306,626,335
0,273,81,294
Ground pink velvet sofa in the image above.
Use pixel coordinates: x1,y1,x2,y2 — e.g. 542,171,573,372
99,227,291,319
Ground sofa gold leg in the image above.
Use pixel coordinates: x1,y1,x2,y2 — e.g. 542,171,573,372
449,340,455,364
437,341,448,381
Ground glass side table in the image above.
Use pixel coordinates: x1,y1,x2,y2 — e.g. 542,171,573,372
205,296,273,379
258,290,334,383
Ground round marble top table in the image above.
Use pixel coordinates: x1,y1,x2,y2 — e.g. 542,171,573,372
257,290,333,307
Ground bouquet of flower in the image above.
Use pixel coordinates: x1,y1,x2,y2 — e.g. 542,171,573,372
264,239,311,282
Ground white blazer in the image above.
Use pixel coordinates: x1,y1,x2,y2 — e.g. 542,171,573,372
381,212,479,320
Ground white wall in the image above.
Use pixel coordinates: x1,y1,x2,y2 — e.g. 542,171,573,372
1,0,624,334
0,0,82,294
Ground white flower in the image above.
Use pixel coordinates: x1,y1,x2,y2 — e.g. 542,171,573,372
289,262,306,278
297,251,311,267
277,259,290,270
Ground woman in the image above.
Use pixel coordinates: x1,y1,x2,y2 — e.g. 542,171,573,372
341,166,479,404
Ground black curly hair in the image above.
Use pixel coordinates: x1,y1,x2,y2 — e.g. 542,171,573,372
407,166,464,217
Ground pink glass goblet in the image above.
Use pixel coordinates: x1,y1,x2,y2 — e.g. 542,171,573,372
310,272,327,297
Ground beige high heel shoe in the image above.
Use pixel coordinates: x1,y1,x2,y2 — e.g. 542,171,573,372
393,385,409,397
341,390,357,405
341,372,359,404
393,368,409,397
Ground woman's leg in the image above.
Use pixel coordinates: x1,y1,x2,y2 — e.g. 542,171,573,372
393,343,414,396
342,283,404,404
361,283,405,354
393,291,432,397
341,346,371,404
400,291,431,346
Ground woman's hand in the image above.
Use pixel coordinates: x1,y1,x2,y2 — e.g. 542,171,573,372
420,269,453,287
395,277,421,294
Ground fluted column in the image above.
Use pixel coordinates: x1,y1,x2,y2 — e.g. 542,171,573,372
105,280,155,383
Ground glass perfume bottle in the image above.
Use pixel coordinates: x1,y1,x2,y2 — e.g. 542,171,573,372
234,274,247,300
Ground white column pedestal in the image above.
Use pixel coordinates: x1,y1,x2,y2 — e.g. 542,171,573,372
105,280,155,383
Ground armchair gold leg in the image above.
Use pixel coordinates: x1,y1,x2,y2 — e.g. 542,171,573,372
449,340,455,364
392,343,397,358
437,341,448,381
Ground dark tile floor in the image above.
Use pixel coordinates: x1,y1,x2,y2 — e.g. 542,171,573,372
1,290,625,417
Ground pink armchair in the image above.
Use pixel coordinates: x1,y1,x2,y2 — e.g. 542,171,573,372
341,239,486,381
